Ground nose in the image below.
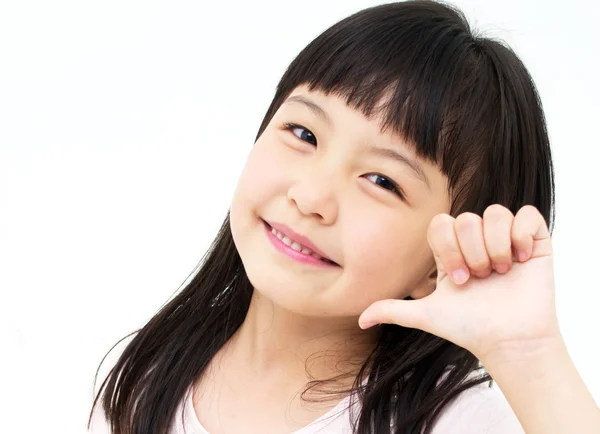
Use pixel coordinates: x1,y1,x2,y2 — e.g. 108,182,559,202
286,163,339,225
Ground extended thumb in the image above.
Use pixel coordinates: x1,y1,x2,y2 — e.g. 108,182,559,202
358,298,428,331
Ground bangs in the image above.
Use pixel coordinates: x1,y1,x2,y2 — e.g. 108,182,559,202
278,2,498,199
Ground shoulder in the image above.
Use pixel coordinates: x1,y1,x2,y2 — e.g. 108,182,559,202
431,378,524,434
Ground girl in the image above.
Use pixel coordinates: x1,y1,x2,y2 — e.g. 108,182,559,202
89,1,599,433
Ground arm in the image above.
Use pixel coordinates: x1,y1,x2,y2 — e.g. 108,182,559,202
481,335,600,434
359,206,599,433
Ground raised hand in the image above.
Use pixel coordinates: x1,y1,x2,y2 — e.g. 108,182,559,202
358,204,559,362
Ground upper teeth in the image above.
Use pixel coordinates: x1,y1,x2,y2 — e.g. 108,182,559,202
271,227,326,260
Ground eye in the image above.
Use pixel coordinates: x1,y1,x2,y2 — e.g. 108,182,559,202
364,173,406,199
283,122,317,146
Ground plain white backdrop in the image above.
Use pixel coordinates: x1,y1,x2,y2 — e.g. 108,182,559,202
1,0,599,432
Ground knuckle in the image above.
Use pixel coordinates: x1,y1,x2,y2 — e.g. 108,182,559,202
454,212,481,231
515,204,541,220
522,204,540,214
430,213,454,230
484,204,513,222
428,214,454,244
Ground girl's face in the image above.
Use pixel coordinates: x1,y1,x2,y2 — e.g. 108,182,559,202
230,84,451,318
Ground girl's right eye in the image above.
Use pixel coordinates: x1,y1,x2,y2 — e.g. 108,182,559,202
283,122,317,146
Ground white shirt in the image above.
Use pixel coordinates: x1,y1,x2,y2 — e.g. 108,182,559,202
165,378,524,434
89,341,524,433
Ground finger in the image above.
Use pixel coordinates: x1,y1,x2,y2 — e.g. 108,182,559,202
482,204,514,274
511,205,552,262
454,212,492,278
359,298,430,332
428,213,469,285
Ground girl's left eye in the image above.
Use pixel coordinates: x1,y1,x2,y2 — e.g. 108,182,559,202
283,122,317,146
364,173,405,199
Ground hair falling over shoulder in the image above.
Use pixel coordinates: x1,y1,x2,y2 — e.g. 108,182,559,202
89,1,555,433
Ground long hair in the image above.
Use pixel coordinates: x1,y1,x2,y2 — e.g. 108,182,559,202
89,1,555,433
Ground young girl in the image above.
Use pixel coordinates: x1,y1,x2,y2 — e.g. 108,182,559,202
88,1,599,433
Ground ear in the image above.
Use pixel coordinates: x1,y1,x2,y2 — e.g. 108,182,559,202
407,263,438,300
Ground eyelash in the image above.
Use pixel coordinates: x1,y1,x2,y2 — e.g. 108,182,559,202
282,122,406,199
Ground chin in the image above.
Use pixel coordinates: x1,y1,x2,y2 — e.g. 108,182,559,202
243,263,325,313
242,266,365,319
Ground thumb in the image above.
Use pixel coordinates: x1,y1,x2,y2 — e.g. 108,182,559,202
358,298,430,331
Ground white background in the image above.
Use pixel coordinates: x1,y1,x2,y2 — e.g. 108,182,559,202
1,1,599,432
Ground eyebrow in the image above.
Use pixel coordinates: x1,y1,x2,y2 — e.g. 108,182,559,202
366,146,431,191
283,95,431,191
284,95,333,127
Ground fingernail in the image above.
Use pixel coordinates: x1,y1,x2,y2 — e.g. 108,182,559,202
360,321,378,330
517,250,527,261
495,263,509,274
452,268,468,285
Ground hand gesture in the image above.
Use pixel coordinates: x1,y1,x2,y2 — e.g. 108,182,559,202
359,205,559,362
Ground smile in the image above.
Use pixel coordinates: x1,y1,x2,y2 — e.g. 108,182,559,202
262,220,339,268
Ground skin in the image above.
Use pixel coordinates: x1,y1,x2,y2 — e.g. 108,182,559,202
359,206,600,433
192,84,600,433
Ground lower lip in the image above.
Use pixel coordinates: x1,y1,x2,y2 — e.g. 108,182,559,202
263,220,338,268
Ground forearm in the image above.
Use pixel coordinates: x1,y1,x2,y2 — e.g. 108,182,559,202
481,335,600,434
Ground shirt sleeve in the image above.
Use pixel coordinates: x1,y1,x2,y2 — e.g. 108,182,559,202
431,382,525,434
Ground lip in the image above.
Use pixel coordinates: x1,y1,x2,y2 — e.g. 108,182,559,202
262,219,338,266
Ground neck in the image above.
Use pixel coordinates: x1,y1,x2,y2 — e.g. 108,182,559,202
226,290,379,387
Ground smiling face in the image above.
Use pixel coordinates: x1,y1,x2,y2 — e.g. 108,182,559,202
229,84,452,318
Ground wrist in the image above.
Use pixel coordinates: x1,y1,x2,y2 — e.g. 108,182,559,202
479,334,600,434
480,333,567,375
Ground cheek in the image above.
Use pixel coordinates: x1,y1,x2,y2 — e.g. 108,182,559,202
232,139,288,209
341,213,430,299
230,138,291,250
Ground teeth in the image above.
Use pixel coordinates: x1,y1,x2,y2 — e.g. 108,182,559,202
268,224,336,265
270,227,317,257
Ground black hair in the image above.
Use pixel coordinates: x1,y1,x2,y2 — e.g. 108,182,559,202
89,1,554,433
